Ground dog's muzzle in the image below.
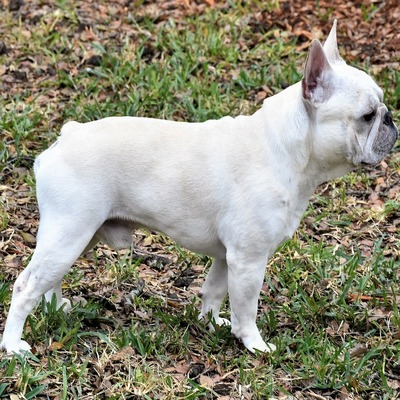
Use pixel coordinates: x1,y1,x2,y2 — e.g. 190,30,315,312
383,110,398,140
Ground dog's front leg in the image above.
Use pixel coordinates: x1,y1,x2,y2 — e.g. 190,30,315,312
227,253,276,353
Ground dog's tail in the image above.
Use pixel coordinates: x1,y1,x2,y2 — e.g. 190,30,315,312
60,120,82,136
34,121,81,176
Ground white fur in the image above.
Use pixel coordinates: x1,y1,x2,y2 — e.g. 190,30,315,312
1,22,397,354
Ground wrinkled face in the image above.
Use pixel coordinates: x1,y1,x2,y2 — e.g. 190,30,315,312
338,67,398,166
304,20,398,169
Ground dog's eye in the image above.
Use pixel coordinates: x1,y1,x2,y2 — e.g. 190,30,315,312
363,111,376,122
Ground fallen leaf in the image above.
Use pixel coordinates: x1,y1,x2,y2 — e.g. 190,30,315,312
48,341,63,351
20,231,36,245
199,374,215,388
349,344,368,358
256,90,267,101
387,379,400,390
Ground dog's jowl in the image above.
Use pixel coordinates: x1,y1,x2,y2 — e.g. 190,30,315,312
1,21,397,354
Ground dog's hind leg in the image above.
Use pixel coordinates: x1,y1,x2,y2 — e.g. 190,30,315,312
199,258,230,328
41,219,135,319
44,281,72,312
43,231,104,313
0,216,97,354
42,220,134,317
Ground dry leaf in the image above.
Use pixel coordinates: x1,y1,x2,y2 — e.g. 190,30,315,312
387,379,400,390
20,231,36,244
48,341,63,351
199,374,215,388
349,343,368,358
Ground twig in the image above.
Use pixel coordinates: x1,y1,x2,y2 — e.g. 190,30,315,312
307,391,327,400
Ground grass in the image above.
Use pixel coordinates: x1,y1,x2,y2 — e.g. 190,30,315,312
1,1,400,399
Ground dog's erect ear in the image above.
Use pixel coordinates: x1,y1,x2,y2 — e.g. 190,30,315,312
323,19,345,64
302,39,333,105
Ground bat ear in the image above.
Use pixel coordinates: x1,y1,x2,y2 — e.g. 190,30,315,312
323,19,345,64
302,39,334,105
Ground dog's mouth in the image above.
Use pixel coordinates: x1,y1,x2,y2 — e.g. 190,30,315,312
352,158,377,168
360,161,375,167
355,153,385,168
356,120,398,167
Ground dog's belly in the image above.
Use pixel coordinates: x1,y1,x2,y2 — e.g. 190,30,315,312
107,206,226,258
164,229,225,258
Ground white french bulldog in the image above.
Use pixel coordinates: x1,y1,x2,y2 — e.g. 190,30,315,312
1,21,397,354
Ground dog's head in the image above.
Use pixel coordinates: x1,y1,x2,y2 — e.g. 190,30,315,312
301,20,398,167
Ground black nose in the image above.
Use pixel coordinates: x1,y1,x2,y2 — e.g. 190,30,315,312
383,110,393,126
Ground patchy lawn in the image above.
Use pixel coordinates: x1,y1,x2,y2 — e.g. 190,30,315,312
0,1,399,399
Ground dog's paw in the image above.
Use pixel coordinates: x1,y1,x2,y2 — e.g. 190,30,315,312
199,313,231,331
0,339,31,355
215,317,231,327
59,297,72,313
208,317,231,332
242,336,276,354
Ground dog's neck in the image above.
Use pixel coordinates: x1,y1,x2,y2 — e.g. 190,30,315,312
257,82,355,191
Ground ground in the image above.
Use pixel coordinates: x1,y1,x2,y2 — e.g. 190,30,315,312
0,0,399,399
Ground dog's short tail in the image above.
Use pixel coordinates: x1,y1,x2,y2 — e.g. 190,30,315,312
60,120,81,136
33,121,81,176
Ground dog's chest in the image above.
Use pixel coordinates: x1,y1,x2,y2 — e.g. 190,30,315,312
264,182,313,251
275,197,307,246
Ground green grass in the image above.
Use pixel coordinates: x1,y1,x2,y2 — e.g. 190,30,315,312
1,1,400,399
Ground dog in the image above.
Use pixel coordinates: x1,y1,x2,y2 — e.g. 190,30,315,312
1,20,397,354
